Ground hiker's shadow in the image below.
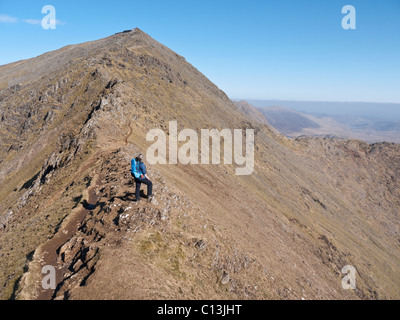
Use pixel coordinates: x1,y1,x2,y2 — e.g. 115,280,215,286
117,191,147,202
81,200,105,210
117,192,135,202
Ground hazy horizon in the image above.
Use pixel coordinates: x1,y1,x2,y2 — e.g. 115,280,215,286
243,99,400,121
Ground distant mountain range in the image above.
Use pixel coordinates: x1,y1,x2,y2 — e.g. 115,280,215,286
235,100,400,143
246,100,400,121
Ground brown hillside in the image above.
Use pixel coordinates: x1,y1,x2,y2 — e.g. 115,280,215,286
0,29,399,300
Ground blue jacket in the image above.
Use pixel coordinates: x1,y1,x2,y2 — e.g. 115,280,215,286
138,162,146,176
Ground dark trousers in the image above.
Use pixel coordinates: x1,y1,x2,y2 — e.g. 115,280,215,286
134,177,153,200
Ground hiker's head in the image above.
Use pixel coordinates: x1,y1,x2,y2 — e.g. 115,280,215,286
137,154,144,162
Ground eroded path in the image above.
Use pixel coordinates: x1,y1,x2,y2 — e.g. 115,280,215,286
36,173,101,300
34,120,134,299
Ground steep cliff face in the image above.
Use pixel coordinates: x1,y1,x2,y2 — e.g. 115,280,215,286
0,29,399,300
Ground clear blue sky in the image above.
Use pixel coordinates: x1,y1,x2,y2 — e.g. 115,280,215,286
1,0,399,103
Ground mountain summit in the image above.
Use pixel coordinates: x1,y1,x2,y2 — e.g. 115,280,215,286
0,29,399,300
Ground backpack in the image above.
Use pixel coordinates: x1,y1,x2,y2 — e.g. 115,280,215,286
131,158,141,179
